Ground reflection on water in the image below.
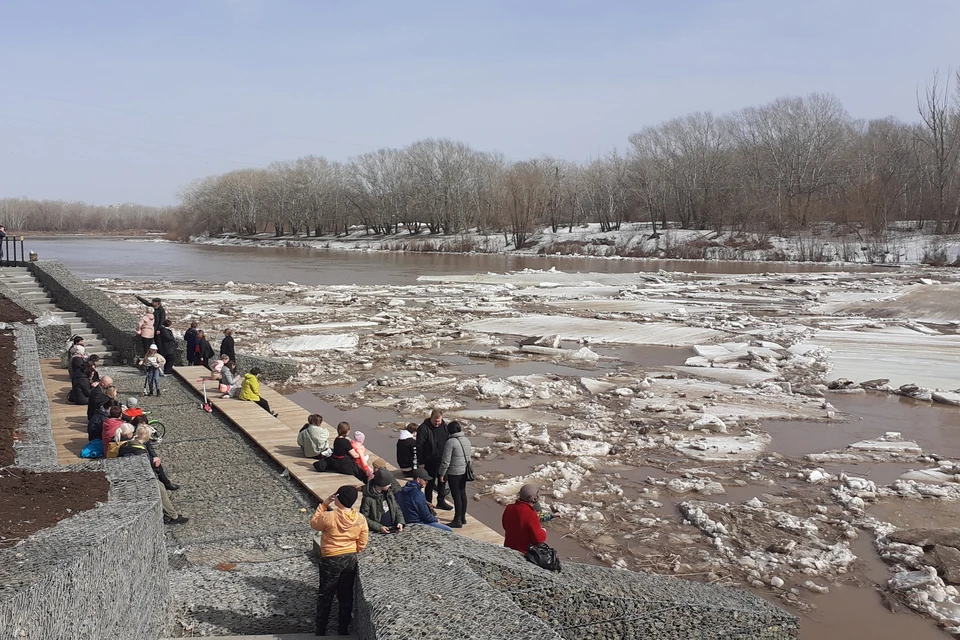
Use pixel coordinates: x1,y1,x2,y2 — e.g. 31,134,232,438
31,236,886,286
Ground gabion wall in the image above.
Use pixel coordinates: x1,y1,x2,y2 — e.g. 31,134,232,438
0,281,71,358
356,526,798,640
27,260,298,379
0,325,169,640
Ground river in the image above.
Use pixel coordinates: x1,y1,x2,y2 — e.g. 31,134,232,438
28,236,887,284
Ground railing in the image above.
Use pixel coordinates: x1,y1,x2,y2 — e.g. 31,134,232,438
0,236,27,267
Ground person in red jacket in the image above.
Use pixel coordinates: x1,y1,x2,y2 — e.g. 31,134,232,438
502,484,559,553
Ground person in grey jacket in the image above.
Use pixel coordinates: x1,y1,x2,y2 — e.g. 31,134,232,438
438,421,472,529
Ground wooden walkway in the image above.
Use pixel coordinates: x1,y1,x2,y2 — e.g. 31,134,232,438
173,366,503,545
39,359,89,464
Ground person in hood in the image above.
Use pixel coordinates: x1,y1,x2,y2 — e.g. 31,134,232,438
238,367,278,417
438,421,472,529
298,414,332,459
416,408,452,510
502,484,561,554
396,423,418,477
360,468,405,534
395,469,452,532
310,485,369,637
184,322,199,365
68,360,93,405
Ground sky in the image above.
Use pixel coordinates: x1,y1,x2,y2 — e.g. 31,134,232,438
0,0,958,207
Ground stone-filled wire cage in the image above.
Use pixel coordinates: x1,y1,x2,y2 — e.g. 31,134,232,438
353,526,798,640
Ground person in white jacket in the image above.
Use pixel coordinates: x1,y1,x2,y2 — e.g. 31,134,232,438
298,413,332,459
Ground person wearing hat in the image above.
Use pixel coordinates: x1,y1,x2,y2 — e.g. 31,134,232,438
501,484,560,554
135,294,166,330
395,469,452,532
137,344,166,396
310,485,369,637
359,468,406,534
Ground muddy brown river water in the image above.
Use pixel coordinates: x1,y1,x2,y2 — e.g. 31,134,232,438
41,237,951,638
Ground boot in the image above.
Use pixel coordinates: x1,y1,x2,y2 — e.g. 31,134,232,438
436,500,453,511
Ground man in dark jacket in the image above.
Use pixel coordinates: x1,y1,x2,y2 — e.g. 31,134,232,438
184,322,199,365
157,319,177,374
359,469,405,534
196,330,215,369
416,409,452,510
220,328,236,362
86,375,113,420
395,469,452,532
136,295,166,329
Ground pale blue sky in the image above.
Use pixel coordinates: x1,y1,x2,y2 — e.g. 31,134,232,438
1,0,957,206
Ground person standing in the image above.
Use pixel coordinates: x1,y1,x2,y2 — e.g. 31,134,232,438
156,319,177,375
184,322,199,365
138,345,165,396
196,330,215,369
220,328,236,362
438,421,472,528
416,408,452,510
0,224,6,261
502,484,560,554
135,307,156,356
310,485,369,637
135,295,166,330
396,423,418,478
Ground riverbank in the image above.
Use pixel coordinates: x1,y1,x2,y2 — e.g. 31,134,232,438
190,222,960,267
91,258,960,638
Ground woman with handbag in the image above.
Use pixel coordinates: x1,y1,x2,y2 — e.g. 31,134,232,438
438,421,473,529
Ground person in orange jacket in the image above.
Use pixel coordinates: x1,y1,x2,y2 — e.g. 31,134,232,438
310,485,369,636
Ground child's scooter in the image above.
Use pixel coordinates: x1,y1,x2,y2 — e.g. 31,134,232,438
197,378,213,413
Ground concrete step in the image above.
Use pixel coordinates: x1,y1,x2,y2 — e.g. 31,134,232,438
4,281,42,289
162,635,357,640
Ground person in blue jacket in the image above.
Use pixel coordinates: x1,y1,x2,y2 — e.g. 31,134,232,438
395,469,452,532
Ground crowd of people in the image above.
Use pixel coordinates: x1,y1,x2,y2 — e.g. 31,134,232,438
303,407,562,636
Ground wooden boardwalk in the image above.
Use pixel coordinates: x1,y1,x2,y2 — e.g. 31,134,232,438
39,359,89,464
173,366,503,545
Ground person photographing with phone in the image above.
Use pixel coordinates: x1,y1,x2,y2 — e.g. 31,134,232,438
360,468,405,535
310,485,369,636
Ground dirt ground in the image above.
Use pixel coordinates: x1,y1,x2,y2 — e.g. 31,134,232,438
0,329,107,550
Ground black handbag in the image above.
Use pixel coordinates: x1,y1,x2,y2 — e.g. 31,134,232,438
525,543,561,572
458,440,476,481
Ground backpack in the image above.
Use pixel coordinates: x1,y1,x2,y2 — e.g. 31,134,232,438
525,543,561,572
81,440,104,459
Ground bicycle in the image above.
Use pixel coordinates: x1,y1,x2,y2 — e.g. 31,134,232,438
139,410,166,444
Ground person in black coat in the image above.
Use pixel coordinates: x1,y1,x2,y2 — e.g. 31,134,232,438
184,322,199,365
157,320,177,375
196,330,215,369
220,328,236,362
416,409,452,509
136,295,166,329
68,364,92,405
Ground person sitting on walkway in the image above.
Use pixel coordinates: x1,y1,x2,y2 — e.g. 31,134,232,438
135,307,155,356
397,423,418,478
502,484,560,554
416,408,453,511
122,396,144,422
310,485,369,637
298,413,332,459
68,360,93,405
219,360,240,397
101,405,126,453
438,421,472,529
360,468,405,534
352,431,374,481
211,353,229,379
396,469,453,532
126,416,179,490
318,422,365,481
138,344,165,396
120,425,187,525
86,375,113,420
87,397,117,442
238,367,279,417
196,329,215,369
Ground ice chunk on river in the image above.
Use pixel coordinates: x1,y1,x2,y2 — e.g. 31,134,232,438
271,334,359,352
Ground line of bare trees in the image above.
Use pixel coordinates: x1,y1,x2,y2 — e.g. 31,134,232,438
0,198,173,233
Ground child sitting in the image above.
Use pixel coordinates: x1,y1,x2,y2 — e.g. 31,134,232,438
352,431,374,480
122,397,145,422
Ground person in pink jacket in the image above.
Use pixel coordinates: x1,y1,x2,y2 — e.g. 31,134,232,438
135,308,155,356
